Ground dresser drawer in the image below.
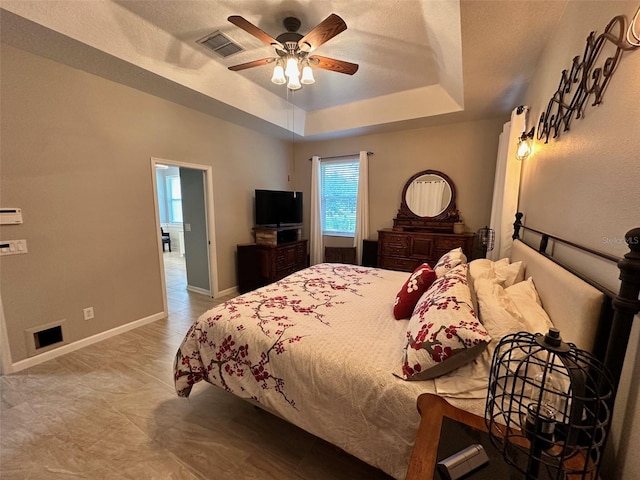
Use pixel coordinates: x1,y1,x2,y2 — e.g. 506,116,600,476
275,243,303,268
383,233,409,244
435,237,467,250
380,233,408,254
275,265,299,280
379,256,421,272
409,237,434,258
380,233,409,247
378,229,475,273
382,244,409,257
255,240,308,282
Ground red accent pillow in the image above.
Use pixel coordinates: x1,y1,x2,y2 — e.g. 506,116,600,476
393,264,437,319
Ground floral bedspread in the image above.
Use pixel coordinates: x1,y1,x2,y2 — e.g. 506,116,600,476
174,263,486,479
174,263,388,401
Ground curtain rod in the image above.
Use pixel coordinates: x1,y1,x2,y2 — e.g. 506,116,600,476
308,152,374,161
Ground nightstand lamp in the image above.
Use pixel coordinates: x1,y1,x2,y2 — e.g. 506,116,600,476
485,329,614,479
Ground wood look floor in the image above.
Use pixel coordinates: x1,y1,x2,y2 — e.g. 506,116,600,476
1,251,393,480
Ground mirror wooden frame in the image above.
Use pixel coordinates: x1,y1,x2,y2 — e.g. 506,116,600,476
393,170,460,232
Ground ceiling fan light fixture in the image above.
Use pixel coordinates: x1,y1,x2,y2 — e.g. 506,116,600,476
227,14,358,89
287,71,302,90
301,64,315,84
285,56,299,78
271,63,286,84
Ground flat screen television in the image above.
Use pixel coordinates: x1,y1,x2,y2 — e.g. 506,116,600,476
255,189,303,227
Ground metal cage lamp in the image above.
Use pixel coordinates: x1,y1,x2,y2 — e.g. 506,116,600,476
477,226,495,258
485,329,614,479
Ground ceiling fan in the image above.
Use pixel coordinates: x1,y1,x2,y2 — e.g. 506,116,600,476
227,13,359,90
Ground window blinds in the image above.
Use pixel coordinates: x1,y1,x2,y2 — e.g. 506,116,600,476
320,158,360,236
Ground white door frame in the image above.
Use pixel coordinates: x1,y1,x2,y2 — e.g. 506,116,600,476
0,294,12,375
150,157,219,310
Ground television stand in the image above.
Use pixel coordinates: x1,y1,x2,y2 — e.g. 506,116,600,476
253,225,302,246
237,225,307,293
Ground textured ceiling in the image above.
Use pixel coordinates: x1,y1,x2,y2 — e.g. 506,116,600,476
0,0,568,140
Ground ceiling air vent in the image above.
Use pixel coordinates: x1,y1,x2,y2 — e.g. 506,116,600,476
197,31,244,58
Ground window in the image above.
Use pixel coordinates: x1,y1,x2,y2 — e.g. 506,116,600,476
320,158,359,236
166,175,183,223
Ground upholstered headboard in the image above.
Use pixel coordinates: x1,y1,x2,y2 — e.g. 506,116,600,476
511,214,640,389
510,240,604,353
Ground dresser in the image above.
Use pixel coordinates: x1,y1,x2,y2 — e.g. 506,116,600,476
377,229,475,272
237,239,308,293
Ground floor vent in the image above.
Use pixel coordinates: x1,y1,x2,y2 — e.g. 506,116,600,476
197,31,244,58
25,320,67,356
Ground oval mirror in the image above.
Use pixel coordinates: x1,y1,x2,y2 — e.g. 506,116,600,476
405,173,453,217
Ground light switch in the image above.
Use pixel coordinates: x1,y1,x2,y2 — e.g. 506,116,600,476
0,239,28,256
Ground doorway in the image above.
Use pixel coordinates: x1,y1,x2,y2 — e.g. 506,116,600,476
150,157,219,316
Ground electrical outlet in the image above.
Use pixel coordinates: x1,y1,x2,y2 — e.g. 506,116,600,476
83,307,94,321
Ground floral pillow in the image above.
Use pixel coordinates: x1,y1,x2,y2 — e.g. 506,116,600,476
400,265,490,381
393,264,437,319
433,247,468,277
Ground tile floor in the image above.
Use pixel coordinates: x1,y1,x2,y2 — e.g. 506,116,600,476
0,251,393,479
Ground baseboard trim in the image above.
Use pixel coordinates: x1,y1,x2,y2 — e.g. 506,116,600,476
186,285,211,296
4,311,166,374
217,285,239,298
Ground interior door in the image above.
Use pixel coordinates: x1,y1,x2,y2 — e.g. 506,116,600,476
180,168,210,294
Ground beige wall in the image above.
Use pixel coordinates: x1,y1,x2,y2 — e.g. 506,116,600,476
2,1,638,474
0,44,289,364
292,117,506,246
517,2,640,478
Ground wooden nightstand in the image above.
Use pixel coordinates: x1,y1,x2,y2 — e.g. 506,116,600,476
406,394,512,480
406,394,600,480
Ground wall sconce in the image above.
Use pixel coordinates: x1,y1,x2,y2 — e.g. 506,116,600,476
516,127,535,161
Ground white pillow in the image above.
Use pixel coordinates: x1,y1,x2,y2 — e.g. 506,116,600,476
505,276,542,305
468,258,493,283
467,258,524,287
496,260,525,287
505,277,554,334
474,276,528,340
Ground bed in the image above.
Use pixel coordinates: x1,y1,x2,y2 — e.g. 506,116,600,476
174,218,640,479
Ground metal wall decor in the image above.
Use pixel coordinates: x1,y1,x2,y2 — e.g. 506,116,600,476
537,7,639,144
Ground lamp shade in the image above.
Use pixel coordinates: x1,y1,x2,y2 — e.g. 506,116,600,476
485,329,614,479
287,72,302,90
271,64,286,85
301,65,315,84
285,57,299,78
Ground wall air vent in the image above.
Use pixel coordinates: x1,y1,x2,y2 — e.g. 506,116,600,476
197,31,244,58
25,320,68,357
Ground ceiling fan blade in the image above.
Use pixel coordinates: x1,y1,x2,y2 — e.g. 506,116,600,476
298,13,347,52
309,55,359,75
228,15,284,50
228,57,276,71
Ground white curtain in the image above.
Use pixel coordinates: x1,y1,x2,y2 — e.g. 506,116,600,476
353,151,370,265
309,156,324,265
407,180,447,217
488,107,525,260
